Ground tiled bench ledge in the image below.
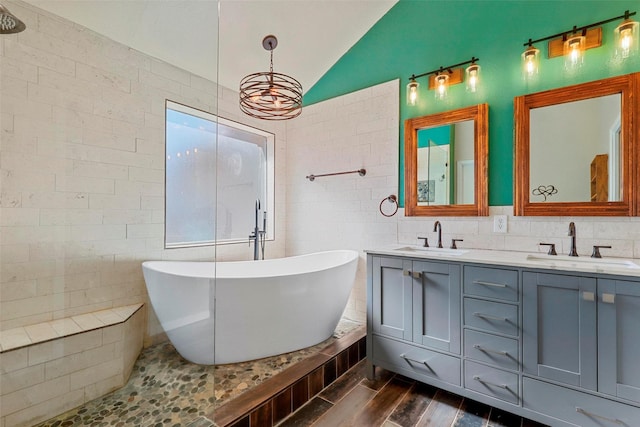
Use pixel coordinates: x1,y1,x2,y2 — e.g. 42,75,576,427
0,304,144,353
0,304,145,427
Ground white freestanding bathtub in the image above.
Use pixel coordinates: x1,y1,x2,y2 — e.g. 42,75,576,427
142,250,359,365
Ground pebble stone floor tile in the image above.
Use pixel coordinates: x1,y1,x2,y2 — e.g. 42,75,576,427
36,319,362,427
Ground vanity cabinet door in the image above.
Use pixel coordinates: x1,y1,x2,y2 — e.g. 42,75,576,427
598,279,640,405
522,272,597,391
412,260,461,354
371,256,413,341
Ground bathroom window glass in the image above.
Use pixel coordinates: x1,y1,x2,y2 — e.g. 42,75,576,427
165,101,275,248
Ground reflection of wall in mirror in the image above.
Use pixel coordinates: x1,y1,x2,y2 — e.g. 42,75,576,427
529,94,620,203
454,120,475,204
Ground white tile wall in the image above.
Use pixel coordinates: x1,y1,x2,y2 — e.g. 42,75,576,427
0,305,144,427
0,0,286,339
285,80,401,323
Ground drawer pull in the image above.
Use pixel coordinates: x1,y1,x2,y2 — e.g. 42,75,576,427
473,344,509,357
473,280,507,288
403,270,411,276
576,407,624,425
399,353,433,371
473,375,509,390
473,312,508,322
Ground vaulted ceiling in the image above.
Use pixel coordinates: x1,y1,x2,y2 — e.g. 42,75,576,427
24,0,397,94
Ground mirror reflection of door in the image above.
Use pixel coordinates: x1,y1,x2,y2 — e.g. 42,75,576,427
529,94,622,203
416,120,475,206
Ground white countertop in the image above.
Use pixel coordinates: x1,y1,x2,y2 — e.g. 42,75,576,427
365,245,640,278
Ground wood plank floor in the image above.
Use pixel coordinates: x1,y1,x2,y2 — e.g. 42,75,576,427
277,360,548,427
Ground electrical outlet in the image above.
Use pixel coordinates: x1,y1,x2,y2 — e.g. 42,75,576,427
493,215,507,233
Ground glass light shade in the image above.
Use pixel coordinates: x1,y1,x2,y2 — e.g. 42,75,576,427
434,74,449,100
614,18,639,59
564,34,585,71
522,45,540,80
406,79,419,106
465,63,480,92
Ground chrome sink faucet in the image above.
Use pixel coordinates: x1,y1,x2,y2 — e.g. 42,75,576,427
433,221,443,248
568,221,578,257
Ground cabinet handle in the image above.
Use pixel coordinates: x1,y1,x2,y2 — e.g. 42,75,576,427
473,344,509,357
473,375,509,390
576,407,624,425
400,353,430,368
582,291,595,302
472,280,507,288
602,293,616,304
473,312,508,322
402,270,423,279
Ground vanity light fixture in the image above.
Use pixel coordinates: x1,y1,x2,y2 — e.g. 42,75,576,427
239,35,302,120
407,76,419,106
521,10,637,78
564,29,586,72
522,40,540,81
405,57,480,106
465,60,481,93
614,10,639,60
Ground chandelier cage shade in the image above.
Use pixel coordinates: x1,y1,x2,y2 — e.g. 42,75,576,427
0,4,26,34
239,35,303,120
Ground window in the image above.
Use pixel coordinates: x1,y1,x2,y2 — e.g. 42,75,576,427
165,101,274,248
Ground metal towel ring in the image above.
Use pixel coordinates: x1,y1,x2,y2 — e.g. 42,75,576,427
379,195,399,217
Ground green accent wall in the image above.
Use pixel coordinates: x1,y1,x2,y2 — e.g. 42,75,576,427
303,0,640,206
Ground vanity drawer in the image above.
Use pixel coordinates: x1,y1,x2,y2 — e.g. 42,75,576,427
463,329,519,371
463,298,519,336
464,266,519,302
464,360,519,405
372,334,460,386
523,377,640,427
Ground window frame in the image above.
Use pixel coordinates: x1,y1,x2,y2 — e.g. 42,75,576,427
164,100,275,249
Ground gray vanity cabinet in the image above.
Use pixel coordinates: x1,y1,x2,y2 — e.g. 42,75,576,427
371,256,412,341
367,255,461,387
598,279,640,405
367,251,640,426
522,272,597,391
370,255,461,352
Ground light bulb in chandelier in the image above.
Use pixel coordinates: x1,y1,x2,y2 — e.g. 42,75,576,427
406,77,419,106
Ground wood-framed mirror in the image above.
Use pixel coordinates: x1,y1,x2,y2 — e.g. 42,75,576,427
405,103,489,216
514,72,639,216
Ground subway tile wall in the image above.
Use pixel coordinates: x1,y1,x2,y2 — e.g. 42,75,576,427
0,0,286,337
285,80,401,323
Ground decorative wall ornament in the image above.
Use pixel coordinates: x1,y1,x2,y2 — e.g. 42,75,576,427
532,185,558,201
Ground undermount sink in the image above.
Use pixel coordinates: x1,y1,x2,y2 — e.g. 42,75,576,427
526,254,640,270
394,246,469,256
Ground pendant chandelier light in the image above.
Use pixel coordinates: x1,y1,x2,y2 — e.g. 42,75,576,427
0,4,26,34
239,35,302,120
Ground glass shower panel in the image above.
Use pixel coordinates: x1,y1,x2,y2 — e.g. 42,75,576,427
0,0,219,425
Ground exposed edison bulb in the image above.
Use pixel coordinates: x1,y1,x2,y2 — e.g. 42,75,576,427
614,18,639,60
465,63,480,93
435,74,449,100
564,35,585,72
406,79,419,106
521,45,540,81
269,87,281,109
